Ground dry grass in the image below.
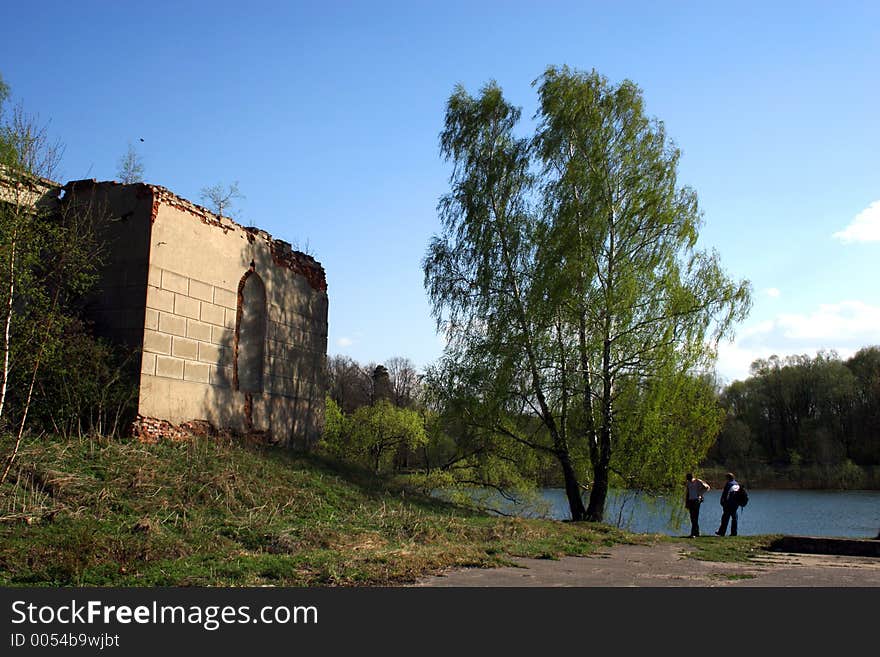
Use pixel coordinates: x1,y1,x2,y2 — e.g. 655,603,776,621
0,433,644,586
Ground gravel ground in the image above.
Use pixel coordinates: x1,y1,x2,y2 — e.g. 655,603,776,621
414,541,880,587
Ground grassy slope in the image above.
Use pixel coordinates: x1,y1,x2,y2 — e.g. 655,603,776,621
0,435,670,587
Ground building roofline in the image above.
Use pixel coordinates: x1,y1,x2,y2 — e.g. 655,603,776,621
63,178,327,292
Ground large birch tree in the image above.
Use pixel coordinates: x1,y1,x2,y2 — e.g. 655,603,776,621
424,67,751,522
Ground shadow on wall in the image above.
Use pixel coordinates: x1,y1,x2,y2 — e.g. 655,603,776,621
198,247,328,449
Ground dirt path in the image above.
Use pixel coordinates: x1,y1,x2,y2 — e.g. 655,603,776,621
414,542,880,587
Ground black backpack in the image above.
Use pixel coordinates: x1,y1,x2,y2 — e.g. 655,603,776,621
735,486,749,508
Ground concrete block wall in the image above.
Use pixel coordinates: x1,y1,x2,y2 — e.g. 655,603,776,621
137,186,328,448
70,181,155,352
63,179,328,449
140,268,327,401
141,267,237,389
265,302,327,399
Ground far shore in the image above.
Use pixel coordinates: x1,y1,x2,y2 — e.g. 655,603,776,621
696,464,880,490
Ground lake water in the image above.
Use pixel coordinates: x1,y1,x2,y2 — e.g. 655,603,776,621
489,488,880,538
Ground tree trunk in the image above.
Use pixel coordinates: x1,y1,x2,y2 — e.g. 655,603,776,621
586,424,611,522
0,230,17,423
586,336,614,522
559,451,587,521
1,354,39,484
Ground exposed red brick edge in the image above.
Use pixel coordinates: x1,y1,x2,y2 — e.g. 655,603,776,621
268,237,327,292
131,415,275,445
231,268,249,390
64,179,328,292
131,416,217,443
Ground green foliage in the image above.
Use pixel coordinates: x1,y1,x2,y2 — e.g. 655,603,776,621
321,399,428,474
421,360,563,491
424,66,751,521
0,74,13,164
26,321,139,437
322,395,345,445
0,71,132,450
710,349,880,471
613,372,723,491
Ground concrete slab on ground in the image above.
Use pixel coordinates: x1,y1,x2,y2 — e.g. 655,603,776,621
414,542,880,587
769,535,880,557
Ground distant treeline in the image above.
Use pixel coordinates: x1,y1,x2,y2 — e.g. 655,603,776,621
706,348,880,488
326,348,880,491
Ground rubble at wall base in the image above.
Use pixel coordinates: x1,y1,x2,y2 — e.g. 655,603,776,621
131,415,278,446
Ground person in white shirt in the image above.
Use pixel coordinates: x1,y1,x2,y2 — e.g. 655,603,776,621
684,473,711,537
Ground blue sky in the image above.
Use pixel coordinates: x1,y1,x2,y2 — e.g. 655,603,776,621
2,1,878,383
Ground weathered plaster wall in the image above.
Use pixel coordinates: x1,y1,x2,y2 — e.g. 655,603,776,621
65,180,328,449
138,186,328,448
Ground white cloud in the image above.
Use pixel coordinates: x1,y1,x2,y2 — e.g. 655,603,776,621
765,287,780,298
775,301,880,341
833,200,880,243
715,341,765,383
715,300,880,383
739,320,776,339
337,337,353,348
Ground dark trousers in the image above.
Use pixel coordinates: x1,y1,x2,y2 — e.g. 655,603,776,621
686,499,702,536
718,504,738,536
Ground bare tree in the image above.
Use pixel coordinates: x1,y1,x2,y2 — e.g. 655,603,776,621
328,356,422,412
385,356,420,407
116,142,144,183
199,181,243,218
327,355,372,413
1,102,63,181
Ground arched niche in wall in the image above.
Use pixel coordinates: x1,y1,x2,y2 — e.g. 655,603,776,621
234,268,267,393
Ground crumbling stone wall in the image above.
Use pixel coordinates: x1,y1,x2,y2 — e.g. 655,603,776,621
67,180,328,449
0,166,61,210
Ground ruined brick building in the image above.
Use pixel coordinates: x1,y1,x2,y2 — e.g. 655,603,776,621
3,171,328,448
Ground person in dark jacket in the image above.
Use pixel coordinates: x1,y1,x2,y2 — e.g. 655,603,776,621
715,472,741,536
